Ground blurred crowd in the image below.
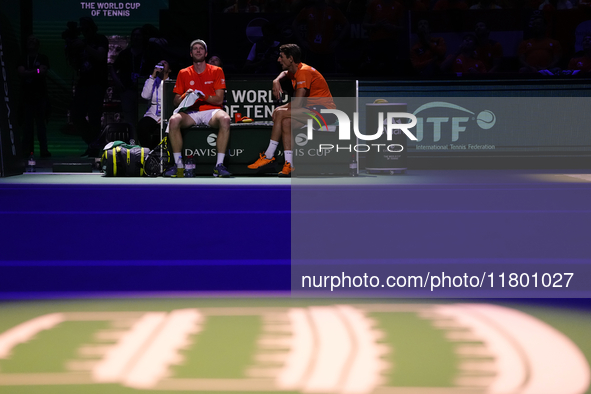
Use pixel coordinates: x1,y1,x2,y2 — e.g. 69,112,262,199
21,0,591,157
215,0,591,13
211,0,591,77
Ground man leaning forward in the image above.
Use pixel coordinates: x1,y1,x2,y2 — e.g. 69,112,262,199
247,43,336,177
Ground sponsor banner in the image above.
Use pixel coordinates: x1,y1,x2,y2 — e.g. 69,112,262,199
162,79,286,122
356,96,591,154
224,81,284,122
163,80,356,123
181,126,274,170
293,96,591,161
33,0,167,30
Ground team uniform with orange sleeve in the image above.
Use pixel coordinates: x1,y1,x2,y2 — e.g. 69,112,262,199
518,38,562,69
288,62,336,109
247,62,334,175
411,37,447,72
365,0,404,42
448,54,487,73
294,4,348,55
475,39,503,72
568,56,591,73
173,63,226,112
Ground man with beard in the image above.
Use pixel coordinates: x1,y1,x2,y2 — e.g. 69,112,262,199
165,39,232,178
247,43,336,177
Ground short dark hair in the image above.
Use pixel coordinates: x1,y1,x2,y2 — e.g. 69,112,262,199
280,44,301,63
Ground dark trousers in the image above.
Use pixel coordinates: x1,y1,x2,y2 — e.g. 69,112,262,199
71,84,106,145
137,116,161,150
21,98,49,155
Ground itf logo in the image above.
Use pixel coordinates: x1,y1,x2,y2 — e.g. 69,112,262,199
413,102,496,142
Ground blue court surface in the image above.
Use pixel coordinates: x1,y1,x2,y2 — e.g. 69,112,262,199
1,169,590,295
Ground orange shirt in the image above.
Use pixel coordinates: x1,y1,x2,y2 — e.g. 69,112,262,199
173,64,226,112
289,62,336,109
410,37,447,70
518,38,562,69
449,54,487,73
294,5,348,54
365,0,404,41
475,40,503,71
568,56,591,72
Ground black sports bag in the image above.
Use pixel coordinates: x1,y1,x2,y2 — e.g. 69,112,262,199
101,141,150,177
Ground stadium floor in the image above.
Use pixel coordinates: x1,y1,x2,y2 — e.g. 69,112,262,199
2,168,591,186
1,168,591,295
0,298,590,394
1,170,591,392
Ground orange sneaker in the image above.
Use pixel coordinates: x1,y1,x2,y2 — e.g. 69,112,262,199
248,153,275,169
278,162,294,177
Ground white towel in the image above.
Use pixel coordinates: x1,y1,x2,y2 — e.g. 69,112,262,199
165,90,205,133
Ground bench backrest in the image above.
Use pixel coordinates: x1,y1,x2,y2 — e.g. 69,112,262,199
162,79,357,122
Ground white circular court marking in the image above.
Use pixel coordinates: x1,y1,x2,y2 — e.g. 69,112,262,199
277,308,315,389
123,309,203,389
303,306,353,392
0,313,65,359
463,304,590,394
92,312,168,383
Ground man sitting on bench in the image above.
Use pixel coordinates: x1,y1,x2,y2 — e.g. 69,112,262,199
247,43,336,177
165,39,232,178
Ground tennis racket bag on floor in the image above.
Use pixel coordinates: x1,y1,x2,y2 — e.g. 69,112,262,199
101,141,150,177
